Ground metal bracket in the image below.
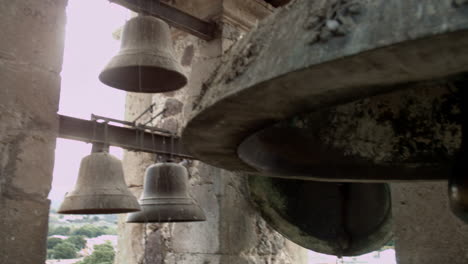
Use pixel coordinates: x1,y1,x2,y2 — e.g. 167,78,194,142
109,0,217,40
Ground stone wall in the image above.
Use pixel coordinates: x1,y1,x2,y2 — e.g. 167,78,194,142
0,0,67,263
115,1,308,263
392,182,468,264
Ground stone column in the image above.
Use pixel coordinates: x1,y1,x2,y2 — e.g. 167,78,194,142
116,1,308,263
392,182,468,264
0,0,67,264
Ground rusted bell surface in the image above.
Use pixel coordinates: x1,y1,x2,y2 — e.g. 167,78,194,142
248,176,393,256
99,15,187,93
127,162,206,223
58,146,141,214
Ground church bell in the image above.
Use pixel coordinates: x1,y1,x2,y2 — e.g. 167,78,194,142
99,15,187,93
58,144,141,214
126,162,206,223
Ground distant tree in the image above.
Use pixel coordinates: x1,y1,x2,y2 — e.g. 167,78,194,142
52,242,78,259
92,216,100,222
66,235,87,250
77,242,115,264
72,225,106,238
47,237,63,249
103,226,118,235
102,214,118,223
49,226,71,236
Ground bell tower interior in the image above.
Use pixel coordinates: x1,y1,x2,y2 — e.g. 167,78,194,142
1,0,468,264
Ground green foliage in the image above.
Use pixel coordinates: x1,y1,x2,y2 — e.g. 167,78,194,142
77,242,115,264
47,237,63,249
72,225,106,238
52,242,78,259
49,226,71,236
66,235,87,250
104,226,117,235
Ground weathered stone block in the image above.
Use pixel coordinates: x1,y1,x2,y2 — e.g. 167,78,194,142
170,178,220,254
0,0,67,72
116,214,146,264
216,172,258,254
392,182,468,264
9,131,56,198
0,197,50,264
163,98,184,117
122,151,154,187
0,61,61,130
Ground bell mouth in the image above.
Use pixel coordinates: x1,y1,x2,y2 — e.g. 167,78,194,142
58,208,140,215
99,65,187,93
58,194,141,215
126,203,206,223
139,197,193,205
248,176,393,256
99,52,187,93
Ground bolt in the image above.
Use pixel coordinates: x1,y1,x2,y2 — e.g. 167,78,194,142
326,19,340,32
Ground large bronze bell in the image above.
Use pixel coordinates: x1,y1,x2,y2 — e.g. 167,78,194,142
58,144,141,214
127,162,206,223
248,176,393,257
99,15,187,93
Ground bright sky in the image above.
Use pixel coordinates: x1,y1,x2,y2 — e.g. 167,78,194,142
49,0,130,206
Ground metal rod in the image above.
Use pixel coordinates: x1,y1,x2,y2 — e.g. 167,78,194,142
58,115,194,159
92,114,134,127
109,0,216,40
143,108,166,126
132,103,155,124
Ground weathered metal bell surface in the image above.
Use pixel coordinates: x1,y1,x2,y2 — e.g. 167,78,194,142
99,15,187,93
185,82,463,181
126,162,206,223
58,147,141,214
182,0,468,180
248,176,393,257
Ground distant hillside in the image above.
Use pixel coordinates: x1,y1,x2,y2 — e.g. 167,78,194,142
47,209,118,263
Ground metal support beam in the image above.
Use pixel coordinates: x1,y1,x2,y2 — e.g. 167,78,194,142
58,115,194,159
110,0,216,41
